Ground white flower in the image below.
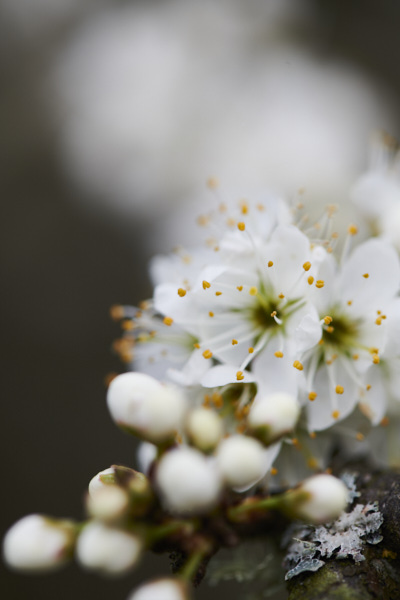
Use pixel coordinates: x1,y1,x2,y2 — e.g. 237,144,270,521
107,372,187,443
286,474,349,524
155,446,222,514
247,392,300,444
136,442,158,475
86,486,129,522
216,435,269,490
128,578,189,600
76,521,142,574
185,407,223,452
3,515,75,572
88,467,116,497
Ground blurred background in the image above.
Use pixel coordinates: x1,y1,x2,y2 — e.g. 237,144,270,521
2,1,400,598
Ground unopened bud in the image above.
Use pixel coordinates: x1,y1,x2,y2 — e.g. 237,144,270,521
86,486,129,522
186,408,223,452
76,521,142,574
216,435,266,489
128,578,190,600
88,467,116,497
282,474,349,524
156,447,222,514
3,515,76,572
107,372,187,444
247,393,300,445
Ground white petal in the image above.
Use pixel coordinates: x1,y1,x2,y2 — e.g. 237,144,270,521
201,365,255,387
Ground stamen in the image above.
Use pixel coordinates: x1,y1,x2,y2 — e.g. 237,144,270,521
237,222,246,231
332,410,340,419
348,224,358,235
315,280,325,288
270,467,278,476
267,261,274,267
335,385,344,394
363,273,369,279
372,354,380,364
209,311,214,318
375,317,382,325
308,392,317,401
303,261,312,271
193,343,200,349
202,349,213,359
237,285,243,291
248,347,254,354
177,288,187,297
202,280,211,289
307,276,314,285
236,371,244,381
323,316,333,325
274,351,284,358
293,360,304,371
163,317,173,326
215,291,222,296
356,432,364,441
232,339,238,345
249,286,258,296
110,305,124,321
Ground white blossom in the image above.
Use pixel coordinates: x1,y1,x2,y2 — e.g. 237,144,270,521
216,435,268,490
287,474,349,524
128,578,189,600
3,515,75,572
156,446,222,514
247,392,300,444
76,521,142,574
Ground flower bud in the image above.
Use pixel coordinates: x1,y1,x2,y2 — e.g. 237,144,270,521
128,578,190,600
88,467,116,497
3,514,75,572
156,446,222,514
137,442,157,475
76,521,142,575
247,393,300,445
282,474,349,524
86,486,129,522
107,372,187,444
185,407,223,452
216,435,266,489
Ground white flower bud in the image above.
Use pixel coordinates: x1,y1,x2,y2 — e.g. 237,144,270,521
156,446,222,514
137,442,157,475
86,486,129,521
76,521,142,575
216,435,266,489
3,515,75,572
88,467,116,497
286,474,349,524
107,372,187,444
247,393,300,444
128,578,189,600
186,407,223,452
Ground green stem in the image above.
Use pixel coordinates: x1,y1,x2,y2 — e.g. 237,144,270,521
228,495,282,520
146,520,194,545
179,550,206,581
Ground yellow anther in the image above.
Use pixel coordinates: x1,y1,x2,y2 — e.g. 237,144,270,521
315,280,325,288
248,347,254,354
352,354,359,360
332,410,340,419
274,351,284,358
110,304,124,321
307,457,318,469
324,316,333,325
375,317,382,325
348,224,358,235
303,261,312,271
363,273,369,279
177,288,187,297
237,222,246,231
267,260,274,267
372,354,380,364
207,176,219,189
293,360,303,371
202,280,211,289
369,347,379,354
356,432,364,441
309,431,317,439
325,326,334,334
382,315,387,319
318,339,324,345
203,394,211,407
202,349,213,359
380,416,389,426
215,291,222,296
237,285,243,291
307,276,314,285
366,384,372,391
377,310,382,315
308,392,317,401
270,311,277,318
236,371,244,381
240,200,249,215
232,339,238,345
347,300,353,306
249,286,258,296
209,311,214,317
270,467,278,476
335,385,344,394
278,293,285,299
211,392,223,408
163,317,173,326
193,343,200,349
291,437,300,448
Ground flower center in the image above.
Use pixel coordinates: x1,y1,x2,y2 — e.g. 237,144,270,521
321,310,360,354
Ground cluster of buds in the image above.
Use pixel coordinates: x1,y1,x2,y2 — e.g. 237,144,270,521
4,371,349,598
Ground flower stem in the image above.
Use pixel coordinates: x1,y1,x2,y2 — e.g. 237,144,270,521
227,495,282,521
179,549,206,581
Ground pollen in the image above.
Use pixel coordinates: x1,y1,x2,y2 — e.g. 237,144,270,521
232,339,238,345
308,391,317,401
249,286,258,296
332,410,340,419
348,224,358,235
206,176,219,189
356,432,364,441
268,260,274,267
202,280,211,289
293,360,303,371
315,280,325,288
363,273,369,279
236,371,245,381
237,285,243,291
209,311,214,317
110,304,124,321
335,385,344,394
215,291,222,296
237,222,246,231
248,347,254,354
270,467,278,476
372,354,380,364
163,316,173,326
307,276,314,285
193,343,200,349
303,261,312,271
324,316,333,325
274,351,284,358
177,288,187,297
202,349,213,359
